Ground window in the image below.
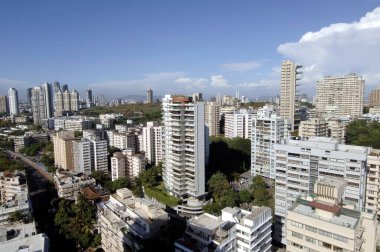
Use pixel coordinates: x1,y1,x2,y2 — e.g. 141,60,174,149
305,225,317,233
291,221,303,228
292,231,303,239
319,229,332,238
319,241,332,249
305,236,316,244
333,234,348,243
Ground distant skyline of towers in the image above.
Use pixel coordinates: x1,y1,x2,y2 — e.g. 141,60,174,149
8,88,19,115
146,88,153,103
279,60,302,131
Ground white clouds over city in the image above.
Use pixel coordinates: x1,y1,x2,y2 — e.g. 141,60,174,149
277,7,380,89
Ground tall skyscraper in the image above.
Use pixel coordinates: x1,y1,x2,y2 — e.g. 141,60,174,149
8,88,19,115
86,89,93,107
162,95,206,198
146,88,153,103
42,83,53,118
53,81,61,94
204,102,220,136
279,60,302,131
26,88,32,106
315,74,365,117
55,91,64,117
70,90,79,112
0,96,8,114
31,86,47,124
62,84,68,92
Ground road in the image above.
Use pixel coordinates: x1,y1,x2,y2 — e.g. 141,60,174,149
7,150,54,182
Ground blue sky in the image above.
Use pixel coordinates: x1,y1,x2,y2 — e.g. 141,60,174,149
1,1,380,100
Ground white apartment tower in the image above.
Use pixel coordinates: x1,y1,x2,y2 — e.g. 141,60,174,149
42,83,53,118
279,60,302,131
273,137,369,244
91,139,108,173
31,86,47,124
142,121,162,165
251,114,285,179
162,95,206,198
8,88,19,115
315,74,365,117
204,101,220,136
224,109,253,139
73,139,92,175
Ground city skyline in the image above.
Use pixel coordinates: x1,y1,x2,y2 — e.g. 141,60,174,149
0,1,379,99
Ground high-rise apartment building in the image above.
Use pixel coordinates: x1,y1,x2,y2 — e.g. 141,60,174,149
286,178,377,252
62,84,68,92
42,83,53,118
91,139,108,173
70,90,79,111
251,114,285,179
146,88,153,103
111,152,126,181
142,121,162,165
26,88,32,106
73,139,92,175
315,74,364,117
162,95,206,198
204,102,220,136
86,89,93,107
31,86,47,124
279,60,302,131
368,87,380,107
365,149,380,219
224,109,253,139
0,96,8,114
53,131,75,171
55,90,80,116
273,137,369,244
8,88,19,115
53,81,61,93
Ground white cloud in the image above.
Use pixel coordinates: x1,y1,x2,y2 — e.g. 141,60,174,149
221,60,261,72
175,77,208,90
210,75,230,87
277,7,380,92
238,79,276,89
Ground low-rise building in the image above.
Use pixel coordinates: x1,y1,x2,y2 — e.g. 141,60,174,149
175,206,272,252
0,171,31,223
0,222,49,252
286,178,377,252
97,188,169,252
54,171,96,200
